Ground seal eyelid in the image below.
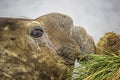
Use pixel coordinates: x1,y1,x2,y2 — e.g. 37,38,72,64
30,26,44,38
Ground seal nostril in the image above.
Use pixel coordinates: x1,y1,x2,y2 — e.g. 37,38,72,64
10,37,16,40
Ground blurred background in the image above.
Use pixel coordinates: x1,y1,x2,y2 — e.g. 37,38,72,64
0,0,120,43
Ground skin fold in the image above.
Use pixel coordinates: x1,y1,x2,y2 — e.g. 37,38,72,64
0,13,95,80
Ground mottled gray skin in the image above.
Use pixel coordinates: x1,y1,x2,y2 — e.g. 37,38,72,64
72,26,96,55
36,13,96,61
0,13,95,80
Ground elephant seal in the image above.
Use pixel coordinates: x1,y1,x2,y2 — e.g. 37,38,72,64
0,13,95,80
0,18,69,80
36,13,95,62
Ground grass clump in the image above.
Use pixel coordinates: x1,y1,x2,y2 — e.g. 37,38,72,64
72,53,120,80
69,32,120,80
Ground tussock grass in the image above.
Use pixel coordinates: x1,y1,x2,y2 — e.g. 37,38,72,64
71,53,120,80
69,32,120,80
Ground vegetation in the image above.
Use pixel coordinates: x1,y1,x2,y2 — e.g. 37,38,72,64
71,53,120,80
70,32,120,80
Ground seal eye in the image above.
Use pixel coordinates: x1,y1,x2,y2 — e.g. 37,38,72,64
30,27,44,38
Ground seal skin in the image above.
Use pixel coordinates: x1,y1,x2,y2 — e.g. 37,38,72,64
96,32,120,56
36,13,81,65
71,26,96,54
0,18,68,80
0,13,95,80
36,13,95,64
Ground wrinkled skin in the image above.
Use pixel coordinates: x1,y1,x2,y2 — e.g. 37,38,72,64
36,13,95,63
0,13,95,80
0,18,69,80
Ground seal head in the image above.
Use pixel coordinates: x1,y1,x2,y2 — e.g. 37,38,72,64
0,18,68,80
